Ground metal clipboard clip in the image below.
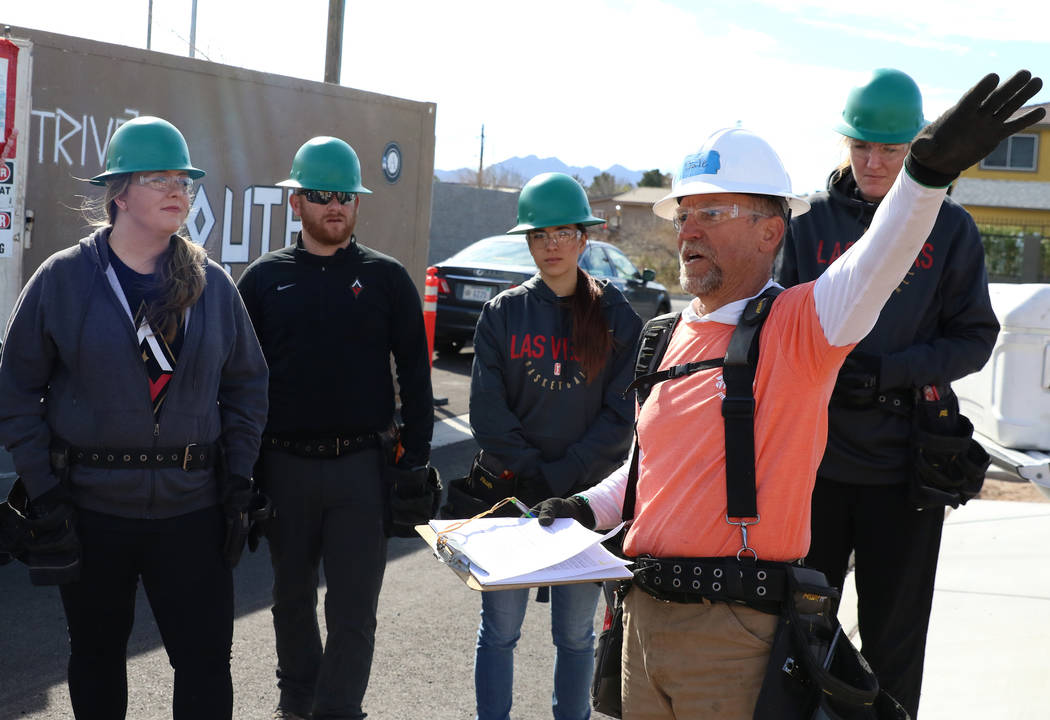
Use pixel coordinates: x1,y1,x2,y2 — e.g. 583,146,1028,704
435,534,470,573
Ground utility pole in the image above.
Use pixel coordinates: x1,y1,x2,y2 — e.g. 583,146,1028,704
477,124,485,188
189,0,197,58
147,0,153,50
324,0,345,83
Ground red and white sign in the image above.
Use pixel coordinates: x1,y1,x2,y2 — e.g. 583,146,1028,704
0,39,19,157
0,211,11,229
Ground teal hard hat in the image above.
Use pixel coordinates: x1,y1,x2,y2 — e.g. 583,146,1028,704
835,68,927,144
277,136,372,194
507,172,604,234
89,116,205,186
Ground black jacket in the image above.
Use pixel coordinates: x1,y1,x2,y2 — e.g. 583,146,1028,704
469,275,641,500
238,235,433,460
775,169,999,484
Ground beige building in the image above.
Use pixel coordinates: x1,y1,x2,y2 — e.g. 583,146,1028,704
589,187,679,287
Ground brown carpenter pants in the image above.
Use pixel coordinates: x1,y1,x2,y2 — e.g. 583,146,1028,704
622,588,778,719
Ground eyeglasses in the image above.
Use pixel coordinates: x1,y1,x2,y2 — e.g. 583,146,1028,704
526,229,581,248
298,189,358,205
672,204,770,231
137,174,194,194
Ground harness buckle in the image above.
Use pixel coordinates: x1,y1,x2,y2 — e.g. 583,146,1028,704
721,396,755,419
182,444,200,471
726,514,760,561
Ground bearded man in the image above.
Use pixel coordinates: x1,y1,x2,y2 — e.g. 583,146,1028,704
237,136,433,720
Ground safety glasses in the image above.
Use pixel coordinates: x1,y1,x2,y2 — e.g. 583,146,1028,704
672,204,770,231
136,174,194,194
526,228,581,249
298,189,358,205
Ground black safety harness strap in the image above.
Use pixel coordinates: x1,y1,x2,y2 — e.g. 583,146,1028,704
622,286,782,548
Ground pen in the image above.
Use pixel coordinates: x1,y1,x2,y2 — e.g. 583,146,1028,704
510,497,535,518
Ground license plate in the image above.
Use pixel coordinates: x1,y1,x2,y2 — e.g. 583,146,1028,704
461,284,493,302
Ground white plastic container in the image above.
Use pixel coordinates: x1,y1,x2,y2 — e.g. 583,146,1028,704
954,283,1050,450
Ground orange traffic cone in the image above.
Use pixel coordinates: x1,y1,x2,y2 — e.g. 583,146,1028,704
423,267,438,367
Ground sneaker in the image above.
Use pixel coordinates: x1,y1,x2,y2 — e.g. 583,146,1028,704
272,709,310,720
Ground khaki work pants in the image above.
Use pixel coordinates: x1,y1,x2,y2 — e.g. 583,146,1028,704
622,588,778,719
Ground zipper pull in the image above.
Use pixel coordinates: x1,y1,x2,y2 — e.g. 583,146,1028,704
154,423,160,437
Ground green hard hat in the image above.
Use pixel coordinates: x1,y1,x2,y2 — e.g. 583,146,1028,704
89,116,205,186
835,68,927,144
277,136,372,194
507,172,604,234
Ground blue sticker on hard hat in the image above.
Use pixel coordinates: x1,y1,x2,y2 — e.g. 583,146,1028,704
681,150,721,178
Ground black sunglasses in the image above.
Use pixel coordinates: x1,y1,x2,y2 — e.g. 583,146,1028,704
299,189,357,205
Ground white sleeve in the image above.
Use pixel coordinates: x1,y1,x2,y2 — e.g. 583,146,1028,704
813,172,947,347
578,447,631,530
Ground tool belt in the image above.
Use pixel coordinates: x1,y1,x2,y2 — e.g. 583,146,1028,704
632,555,789,614
55,442,217,471
263,432,383,458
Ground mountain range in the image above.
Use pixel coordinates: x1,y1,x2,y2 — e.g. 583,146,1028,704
435,155,645,186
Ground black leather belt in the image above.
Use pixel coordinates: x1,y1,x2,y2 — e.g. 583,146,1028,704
58,443,217,471
263,433,379,458
632,556,791,614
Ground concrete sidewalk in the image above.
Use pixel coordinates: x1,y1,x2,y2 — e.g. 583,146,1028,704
837,499,1050,719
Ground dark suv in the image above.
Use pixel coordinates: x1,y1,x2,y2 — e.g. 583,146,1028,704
431,235,670,355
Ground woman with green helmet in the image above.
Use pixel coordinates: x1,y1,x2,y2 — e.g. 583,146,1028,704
0,116,269,718
463,172,642,720
775,69,999,718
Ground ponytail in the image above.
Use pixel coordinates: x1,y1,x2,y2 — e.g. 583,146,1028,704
150,236,207,344
570,266,612,383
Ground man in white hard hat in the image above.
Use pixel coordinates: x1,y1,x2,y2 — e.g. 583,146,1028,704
535,71,1044,718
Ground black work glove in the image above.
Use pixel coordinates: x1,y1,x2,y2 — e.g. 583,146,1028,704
25,483,81,585
832,352,881,408
386,464,442,538
906,70,1046,187
221,474,255,569
532,496,596,530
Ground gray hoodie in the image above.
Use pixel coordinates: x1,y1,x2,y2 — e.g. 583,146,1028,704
0,229,268,518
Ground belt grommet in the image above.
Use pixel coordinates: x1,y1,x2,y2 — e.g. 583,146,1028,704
156,454,164,461
672,578,681,588
693,566,702,575
139,454,147,462
92,453,100,461
672,564,682,574
692,580,701,590
319,445,326,453
121,454,129,462
712,582,721,592
654,576,662,585
713,568,723,578
107,454,115,461
757,570,767,581
343,439,350,446
757,586,767,596
172,454,179,461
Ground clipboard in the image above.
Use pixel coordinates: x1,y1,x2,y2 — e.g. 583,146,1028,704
415,524,631,592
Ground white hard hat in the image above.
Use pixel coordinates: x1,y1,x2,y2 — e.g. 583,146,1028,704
653,128,810,219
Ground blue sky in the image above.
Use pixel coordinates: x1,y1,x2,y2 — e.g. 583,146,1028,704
6,0,1049,193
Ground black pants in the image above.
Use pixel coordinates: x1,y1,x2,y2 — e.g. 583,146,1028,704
257,447,388,720
58,506,233,720
806,478,944,720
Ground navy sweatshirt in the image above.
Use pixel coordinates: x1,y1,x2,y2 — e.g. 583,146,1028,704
775,169,999,484
469,274,642,499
